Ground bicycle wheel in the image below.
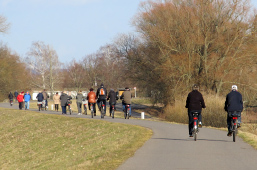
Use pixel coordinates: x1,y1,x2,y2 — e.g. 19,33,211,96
193,128,197,141
91,108,94,118
112,109,114,119
39,105,41,111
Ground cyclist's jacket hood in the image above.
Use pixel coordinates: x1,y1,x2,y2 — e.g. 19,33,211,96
186,90,206,111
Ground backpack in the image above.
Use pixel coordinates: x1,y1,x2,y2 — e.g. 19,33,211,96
100,88,105,95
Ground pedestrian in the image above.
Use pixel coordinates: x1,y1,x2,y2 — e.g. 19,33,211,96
224,85,243,136
24,91,31,110
42,89,49,110
53,92,60,112
60,91,69,114
76,91,84,115
14,90,18,102
17,92,24,110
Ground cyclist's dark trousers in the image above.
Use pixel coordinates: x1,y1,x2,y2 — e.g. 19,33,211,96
88,103,96,113
188,110,202,135
227,111,241,131
55,104,59,111
97,99,106,114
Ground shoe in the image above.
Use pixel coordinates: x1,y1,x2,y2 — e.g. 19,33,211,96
129,115,131,117
237,123,241,128
189,134,193,137
227,131,232,137
199,122,202,128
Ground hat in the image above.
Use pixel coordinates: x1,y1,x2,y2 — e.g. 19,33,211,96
232,85,238,90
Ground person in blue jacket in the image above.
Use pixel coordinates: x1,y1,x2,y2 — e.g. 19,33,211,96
24,91,31,110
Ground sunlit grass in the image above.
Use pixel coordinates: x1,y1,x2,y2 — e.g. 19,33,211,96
0,107,152,169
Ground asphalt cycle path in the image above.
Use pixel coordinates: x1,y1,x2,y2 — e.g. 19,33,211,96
1,102,257,170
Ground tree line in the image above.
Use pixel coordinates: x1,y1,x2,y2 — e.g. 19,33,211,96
0,0,257,106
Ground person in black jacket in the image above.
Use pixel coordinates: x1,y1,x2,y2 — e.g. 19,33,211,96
107,89,119,117
224,85,243,136
96,83,107,115
186,84,206,137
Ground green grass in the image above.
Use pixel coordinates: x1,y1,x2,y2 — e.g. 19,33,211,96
0,107,152,169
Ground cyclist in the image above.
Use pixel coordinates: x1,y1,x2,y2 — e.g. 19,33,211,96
107,89,119,116
185,84,206,137
120,87,132,117
8,92,14,106
96,83,107,115
36,91,44,110
224,85,243,137
87,88,97,116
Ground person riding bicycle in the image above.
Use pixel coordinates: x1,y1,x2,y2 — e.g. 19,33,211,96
224,85,243,137
8,92,14,105
36,91,44,110
107,88,119,116
186,84,206,137
96,83,107,115
120,87,132,117
87,88,97,116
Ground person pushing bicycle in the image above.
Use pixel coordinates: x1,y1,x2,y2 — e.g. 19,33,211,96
186,84,206,137
224,85,243,137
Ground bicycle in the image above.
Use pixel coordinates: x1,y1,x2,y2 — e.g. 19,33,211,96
38,101,42,111
9,99,13,106
90,103,94,118
83,99,87,115
124,104,130,119
67,100,72,115
192,111,200,141
229,111,240,142
100,101,105,119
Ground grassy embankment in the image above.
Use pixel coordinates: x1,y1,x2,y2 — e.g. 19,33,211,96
0,107,152,169
132,95,257,149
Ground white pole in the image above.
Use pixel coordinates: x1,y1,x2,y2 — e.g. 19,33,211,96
51,104,54,110
141,112,145,119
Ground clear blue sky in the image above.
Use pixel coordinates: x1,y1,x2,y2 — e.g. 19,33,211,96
0,0,256,64
0,0,142,63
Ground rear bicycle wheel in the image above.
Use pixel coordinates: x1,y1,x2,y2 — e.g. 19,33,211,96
91,109,94,118
112,109,114,119
84,106,87,115
193,129,197,141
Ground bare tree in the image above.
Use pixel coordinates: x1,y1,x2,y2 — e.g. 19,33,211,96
26,41,61,93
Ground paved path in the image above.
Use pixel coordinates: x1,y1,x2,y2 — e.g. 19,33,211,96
1,102,257,170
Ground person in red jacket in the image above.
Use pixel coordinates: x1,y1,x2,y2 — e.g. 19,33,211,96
17,92,24,110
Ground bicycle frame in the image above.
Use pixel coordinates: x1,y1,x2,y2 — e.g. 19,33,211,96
125,104,130,119
232,116,238,142
90,103,94,118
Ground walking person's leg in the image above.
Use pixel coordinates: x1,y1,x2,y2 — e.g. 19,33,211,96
27,101,30,110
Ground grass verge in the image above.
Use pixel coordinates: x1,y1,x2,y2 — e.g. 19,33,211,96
0,107,152,169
